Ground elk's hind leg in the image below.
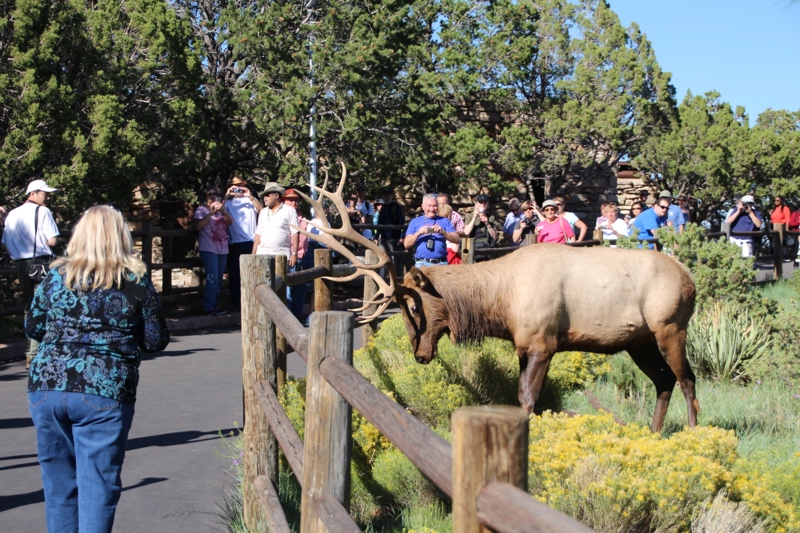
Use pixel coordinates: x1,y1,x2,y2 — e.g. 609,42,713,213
626,340,679,432
654,324,699,428
517,349,555,414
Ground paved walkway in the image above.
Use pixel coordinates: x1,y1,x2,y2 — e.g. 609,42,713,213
0,314,314,532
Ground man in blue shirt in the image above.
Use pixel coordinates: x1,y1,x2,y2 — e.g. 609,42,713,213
725,194,763,257
658,190,685,233
503,198,525,245
403,193,459,267
633,199,670,248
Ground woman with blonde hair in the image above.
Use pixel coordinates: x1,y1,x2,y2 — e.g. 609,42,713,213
26,205,170,533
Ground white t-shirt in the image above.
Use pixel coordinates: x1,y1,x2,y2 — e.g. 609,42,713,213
254,203,299,257
1,202,59,260
224,197,258,243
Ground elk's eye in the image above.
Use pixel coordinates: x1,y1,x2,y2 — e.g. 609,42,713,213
411,305,418,316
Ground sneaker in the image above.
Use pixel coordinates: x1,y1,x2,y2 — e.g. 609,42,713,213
205,308,227,316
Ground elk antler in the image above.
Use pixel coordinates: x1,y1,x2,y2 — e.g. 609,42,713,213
293,162,399,322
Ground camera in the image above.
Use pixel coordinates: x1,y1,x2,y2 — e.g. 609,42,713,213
233,187,243,194
523,218,536,227
426,238,435,251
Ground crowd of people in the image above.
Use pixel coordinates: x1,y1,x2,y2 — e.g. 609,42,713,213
6,175,800,530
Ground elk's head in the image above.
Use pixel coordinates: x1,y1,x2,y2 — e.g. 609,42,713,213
397,268,452,364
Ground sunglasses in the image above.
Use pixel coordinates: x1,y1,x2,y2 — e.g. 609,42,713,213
657,204,669,209
554,203,562,206
524,207,535,211
632,207,642,211
543,207,556,212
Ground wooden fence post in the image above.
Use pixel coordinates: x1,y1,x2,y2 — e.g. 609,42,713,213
452,405,529,533
361,248,379,346
522,234,536,246
314,248,333,313
593,228,603,241
241,254,279,532
462,237,475,264
300,311,354,533
275,254,288,391
721,221,731,240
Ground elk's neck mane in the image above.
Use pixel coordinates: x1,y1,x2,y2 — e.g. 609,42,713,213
429,266,513,345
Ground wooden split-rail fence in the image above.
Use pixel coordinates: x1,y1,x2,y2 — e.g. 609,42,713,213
239,249,594,533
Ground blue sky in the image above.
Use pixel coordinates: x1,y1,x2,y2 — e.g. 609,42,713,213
607,0,800,120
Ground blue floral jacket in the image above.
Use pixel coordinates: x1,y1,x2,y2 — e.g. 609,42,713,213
26,269,170,404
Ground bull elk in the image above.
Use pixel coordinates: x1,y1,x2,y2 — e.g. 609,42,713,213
297,164,699,432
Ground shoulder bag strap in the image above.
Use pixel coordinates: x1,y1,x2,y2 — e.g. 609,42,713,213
32,205,40,259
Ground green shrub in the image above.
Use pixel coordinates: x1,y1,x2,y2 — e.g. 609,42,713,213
687,302,771,381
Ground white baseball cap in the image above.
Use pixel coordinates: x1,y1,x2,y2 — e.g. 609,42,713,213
740,194,755,204
26,179,57,194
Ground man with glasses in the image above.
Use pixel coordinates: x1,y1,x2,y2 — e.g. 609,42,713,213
632,198,671,249
253,183,300,267
1,179,60,367
658,190,685,233
404,193,459,268
503,198,525,245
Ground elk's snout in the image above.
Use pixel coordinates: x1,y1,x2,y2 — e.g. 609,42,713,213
415,356,430,365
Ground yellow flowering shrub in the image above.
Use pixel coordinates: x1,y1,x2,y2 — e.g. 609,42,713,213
528,412,798,532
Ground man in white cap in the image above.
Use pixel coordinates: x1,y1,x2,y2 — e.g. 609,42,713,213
725,194,763,257
252,182,299,266
1,179,60,367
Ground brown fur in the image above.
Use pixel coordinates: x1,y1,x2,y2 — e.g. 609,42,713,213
397,244,699,432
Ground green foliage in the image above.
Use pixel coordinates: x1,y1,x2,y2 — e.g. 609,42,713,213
657,223,774,315
633,93,800,226
0,0,203,220
439,0,676,198
686,302,771,381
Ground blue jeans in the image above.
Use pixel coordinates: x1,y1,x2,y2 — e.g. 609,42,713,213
28,391,135,533
287,261,309,320
200,250,228,312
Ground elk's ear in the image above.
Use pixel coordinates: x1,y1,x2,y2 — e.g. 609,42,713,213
404,267,431,290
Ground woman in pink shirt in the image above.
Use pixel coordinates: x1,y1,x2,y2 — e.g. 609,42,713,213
535,200,574,244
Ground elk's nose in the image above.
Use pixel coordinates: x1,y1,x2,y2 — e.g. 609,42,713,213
415,357,429,365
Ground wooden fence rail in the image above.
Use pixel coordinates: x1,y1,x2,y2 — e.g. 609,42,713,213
240,252,594,533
